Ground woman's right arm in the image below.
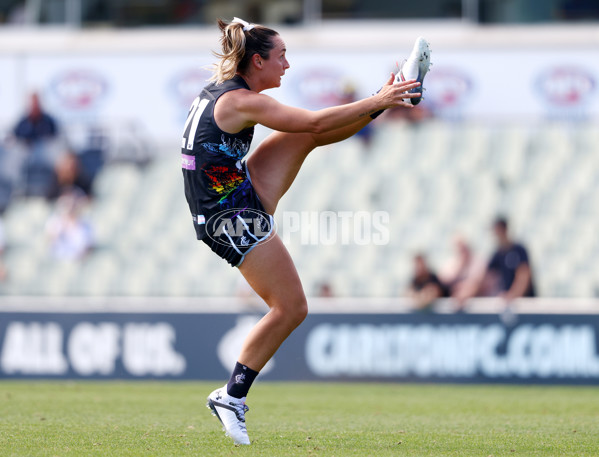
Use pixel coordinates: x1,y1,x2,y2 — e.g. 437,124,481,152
219,75,421,135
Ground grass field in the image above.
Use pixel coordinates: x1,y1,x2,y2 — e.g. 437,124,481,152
1,381,598,457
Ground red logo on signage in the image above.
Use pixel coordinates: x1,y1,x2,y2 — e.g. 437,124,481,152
537,67,595,106
295,68,346,108
51,70,107,110
426,68,472,108
172,68,212,107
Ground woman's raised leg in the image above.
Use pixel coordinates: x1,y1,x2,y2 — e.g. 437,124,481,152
247,118,371,214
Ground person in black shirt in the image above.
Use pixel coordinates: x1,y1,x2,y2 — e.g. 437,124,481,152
486,217,536,300
462,217,536,305
188,18,422,445
11,92,60,199
408,253,448,310
13,92,58,145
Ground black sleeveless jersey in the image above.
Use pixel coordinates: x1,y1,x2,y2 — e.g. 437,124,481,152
181,75,255,240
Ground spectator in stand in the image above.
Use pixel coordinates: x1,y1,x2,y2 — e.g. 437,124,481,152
11,92,63,198
487,217,536,300
439,234,487,306
316,280,334,297
45,189,93,261
52,150,94,198
13,92,58,147
339,82,375,147
407,252,448,310
462,217,536,305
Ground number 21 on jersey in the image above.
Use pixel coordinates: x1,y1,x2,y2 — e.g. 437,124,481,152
182,96,209,150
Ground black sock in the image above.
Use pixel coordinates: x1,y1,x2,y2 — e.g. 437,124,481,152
226,361,259,399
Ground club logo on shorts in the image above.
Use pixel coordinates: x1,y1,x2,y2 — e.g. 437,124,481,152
206,208,274,247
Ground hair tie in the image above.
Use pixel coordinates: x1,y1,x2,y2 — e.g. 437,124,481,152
232,17,254,32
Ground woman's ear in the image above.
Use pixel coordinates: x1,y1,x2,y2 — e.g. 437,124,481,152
251,53,262,69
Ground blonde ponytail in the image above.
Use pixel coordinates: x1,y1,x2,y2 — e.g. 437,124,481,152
210,19,279,84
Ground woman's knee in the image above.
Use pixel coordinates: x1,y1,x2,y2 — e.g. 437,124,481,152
271,294,308,328
292,295,309,324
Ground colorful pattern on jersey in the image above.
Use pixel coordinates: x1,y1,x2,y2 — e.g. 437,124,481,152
182,75,260,243
203,164,245,202
218,176,254,210
202,135,251,159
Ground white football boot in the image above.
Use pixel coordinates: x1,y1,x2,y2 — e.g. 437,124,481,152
207,386,251,445
397,36,431,105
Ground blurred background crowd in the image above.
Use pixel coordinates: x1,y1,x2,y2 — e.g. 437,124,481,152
0,0,598,309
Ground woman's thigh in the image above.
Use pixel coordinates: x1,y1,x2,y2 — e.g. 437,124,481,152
238,233,306,311
246,131,317,214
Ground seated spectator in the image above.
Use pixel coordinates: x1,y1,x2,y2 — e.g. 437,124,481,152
462,217,536,305
22,149,94,201
407,253,448,310
11,92,62,198
13,92,58,147
316,280,334,297
486,217,536,300
45,190,93,261
439,235,487,303
53,150,94,198
339,82,374,147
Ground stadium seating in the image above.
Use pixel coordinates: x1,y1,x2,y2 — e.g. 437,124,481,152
0,120,598,298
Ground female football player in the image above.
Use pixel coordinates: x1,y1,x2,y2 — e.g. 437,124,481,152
181,17,426,445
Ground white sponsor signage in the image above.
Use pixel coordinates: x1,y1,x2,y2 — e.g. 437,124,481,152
2,48,599,144
306,323,599,378
0,321,186,376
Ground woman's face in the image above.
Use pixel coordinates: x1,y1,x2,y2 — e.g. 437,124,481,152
261,35,290,88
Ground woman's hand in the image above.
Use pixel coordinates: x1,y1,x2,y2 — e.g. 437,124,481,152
376,73,421,109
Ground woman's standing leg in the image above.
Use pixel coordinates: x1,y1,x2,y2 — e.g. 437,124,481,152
208,118,373,445
236,234,307,370
235,119,373,369
207,234,307,445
